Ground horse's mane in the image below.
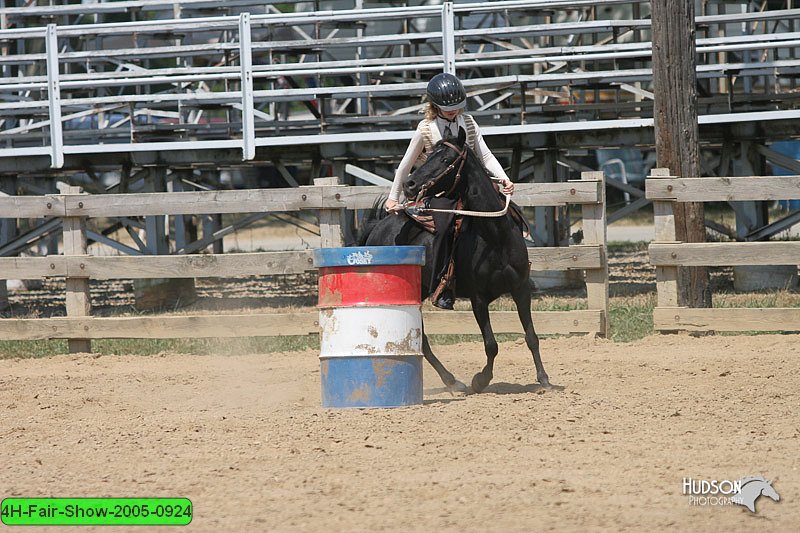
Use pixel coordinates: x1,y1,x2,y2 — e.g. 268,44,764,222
435,138,492,183
355,196,388,246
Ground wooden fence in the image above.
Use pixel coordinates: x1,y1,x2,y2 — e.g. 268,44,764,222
646,168,800,332
0,172,608,351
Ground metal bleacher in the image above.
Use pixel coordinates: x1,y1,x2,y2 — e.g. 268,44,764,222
3,0,800,174
2,0,800,260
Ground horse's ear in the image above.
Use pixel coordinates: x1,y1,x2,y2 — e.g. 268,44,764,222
457,126,466,146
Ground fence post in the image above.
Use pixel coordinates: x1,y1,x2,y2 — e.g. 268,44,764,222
581,171,609,337
650,168,680,311
0,176,17,311
63,186,91,353
315,177,343,248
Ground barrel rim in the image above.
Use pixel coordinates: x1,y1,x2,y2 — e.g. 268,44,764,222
313,246,425,267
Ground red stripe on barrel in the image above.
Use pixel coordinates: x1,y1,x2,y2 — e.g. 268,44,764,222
318,265,421,306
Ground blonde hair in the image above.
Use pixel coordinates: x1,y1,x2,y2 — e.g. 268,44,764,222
423,102,463,121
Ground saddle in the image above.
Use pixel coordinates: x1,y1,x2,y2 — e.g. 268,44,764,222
402,200,436,234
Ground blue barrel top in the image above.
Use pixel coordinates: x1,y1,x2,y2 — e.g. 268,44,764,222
313,246,425,268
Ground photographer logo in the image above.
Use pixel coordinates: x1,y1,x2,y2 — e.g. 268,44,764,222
683,476,780,513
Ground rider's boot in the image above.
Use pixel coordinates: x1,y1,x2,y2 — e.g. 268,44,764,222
432,288,455,310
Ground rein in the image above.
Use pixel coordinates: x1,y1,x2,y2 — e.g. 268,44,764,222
408,141,511,218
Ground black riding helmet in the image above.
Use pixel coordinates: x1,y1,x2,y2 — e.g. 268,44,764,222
426,73,466,112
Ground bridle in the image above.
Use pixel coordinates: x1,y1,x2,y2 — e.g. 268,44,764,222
407,141,511,218
413,140,467,204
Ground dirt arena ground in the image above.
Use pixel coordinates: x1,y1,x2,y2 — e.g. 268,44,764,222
2,334,798,532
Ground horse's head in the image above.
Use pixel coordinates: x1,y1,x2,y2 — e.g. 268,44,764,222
733,477,781,512
761,481,780,502
404,127,468,202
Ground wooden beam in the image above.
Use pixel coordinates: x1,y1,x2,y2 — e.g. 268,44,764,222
647,176,800,202
513,180,602,206
0,308,605,340
528,244,603,271
654,307,800,332
336,181,602,209
44,184,595,218
424,309,603,335
0,256,67,279
71,251,314,279
336,185,392,209
0,247,601,279
0,195,65,217
0,313,320,340
650,241,800,266
63,188,321,217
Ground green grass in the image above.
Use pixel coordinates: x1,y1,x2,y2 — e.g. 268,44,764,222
713,291,800,308
0,336,320,360
0,340,69,359
609,294,656,342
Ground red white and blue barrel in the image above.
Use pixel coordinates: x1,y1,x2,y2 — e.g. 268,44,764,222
313,246,426,408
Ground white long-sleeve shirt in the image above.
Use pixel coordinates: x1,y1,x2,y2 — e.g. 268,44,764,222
388,115,510,203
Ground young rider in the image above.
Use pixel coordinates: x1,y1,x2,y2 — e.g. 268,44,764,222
385,73,515,309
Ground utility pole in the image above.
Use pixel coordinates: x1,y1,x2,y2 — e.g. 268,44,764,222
651,0,711,308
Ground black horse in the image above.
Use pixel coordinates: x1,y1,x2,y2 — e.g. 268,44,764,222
358,127,550,393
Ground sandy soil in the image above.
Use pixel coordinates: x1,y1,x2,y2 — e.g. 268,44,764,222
2,334,798,532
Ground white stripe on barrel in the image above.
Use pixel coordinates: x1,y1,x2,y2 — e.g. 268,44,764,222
319,305,422,358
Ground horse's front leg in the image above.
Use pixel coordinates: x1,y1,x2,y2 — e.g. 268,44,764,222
421,322,468,395
510,283,550,387
470,296,497,393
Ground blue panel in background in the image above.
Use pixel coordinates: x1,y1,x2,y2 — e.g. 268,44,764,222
313,246,425,268
769,140,800,210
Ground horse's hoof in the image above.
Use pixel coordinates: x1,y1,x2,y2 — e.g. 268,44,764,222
447,380,470,396
538,374,552,389
471,372,492,393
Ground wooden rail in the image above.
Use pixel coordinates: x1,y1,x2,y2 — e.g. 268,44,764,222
0,172,608,348
646,168,800,332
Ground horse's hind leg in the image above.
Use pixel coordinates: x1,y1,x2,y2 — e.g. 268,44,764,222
511,285,550,387
422,325,468,395
470,296,497,393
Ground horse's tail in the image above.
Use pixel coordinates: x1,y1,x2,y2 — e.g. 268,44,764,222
355,196,388,246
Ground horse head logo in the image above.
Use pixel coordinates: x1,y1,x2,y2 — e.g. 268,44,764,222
732,476,780,513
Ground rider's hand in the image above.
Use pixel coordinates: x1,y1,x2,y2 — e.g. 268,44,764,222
501,179,515,196
385,198,400,214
